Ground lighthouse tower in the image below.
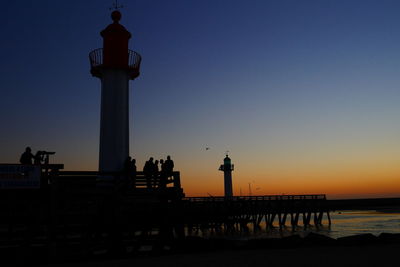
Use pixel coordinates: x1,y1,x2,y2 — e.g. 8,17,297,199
219,154,234,197
89,10,141,174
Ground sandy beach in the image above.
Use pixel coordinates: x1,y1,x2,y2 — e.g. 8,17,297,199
46,242,400,267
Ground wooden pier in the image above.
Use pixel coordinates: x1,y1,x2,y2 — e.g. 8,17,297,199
0,166,333,262
182,195,331,233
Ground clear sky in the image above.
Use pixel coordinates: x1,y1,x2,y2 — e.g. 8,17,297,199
1,0,400,199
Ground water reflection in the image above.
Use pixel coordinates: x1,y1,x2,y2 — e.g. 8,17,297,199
185,211,400,240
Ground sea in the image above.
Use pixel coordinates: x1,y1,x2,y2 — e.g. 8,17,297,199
322,210,400,239
193,210,400,240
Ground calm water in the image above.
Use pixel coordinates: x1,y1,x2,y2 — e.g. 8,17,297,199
325,210,400,238
194,210,400,240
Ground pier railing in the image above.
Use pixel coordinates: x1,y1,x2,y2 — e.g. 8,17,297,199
56,170,181,190
184,194,326,202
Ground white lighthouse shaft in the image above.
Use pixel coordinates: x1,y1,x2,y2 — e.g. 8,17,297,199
99,69,130,172
224,170,233,197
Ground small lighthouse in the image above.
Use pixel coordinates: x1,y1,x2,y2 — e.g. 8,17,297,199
219,154,234,197
89,10,141,173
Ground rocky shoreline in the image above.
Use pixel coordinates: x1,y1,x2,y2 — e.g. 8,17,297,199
5,233,400,266
173,232,400,252
42,233,400,267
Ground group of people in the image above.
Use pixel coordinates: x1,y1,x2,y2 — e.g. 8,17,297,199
124,155,174,189
21,146,175,190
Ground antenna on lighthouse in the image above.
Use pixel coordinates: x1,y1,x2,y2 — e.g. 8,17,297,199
110,0,124,10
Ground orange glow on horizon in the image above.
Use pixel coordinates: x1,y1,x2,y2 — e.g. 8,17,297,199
181,169,400,199
57,149,400,200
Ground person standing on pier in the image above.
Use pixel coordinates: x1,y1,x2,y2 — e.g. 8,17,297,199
20,147,35,165
159,159,167,188
164,155,174,179
143,157,154,189
153,160,159,188
124,156,137,188
130,158,137,188
160,159,164,171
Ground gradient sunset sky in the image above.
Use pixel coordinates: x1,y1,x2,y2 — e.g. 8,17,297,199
1,0,400,199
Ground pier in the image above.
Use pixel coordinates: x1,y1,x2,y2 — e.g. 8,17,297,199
2,165,400,263
0,166,335,261
182,195,330,233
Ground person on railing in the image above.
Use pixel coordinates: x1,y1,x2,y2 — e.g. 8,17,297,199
143,157,154,189
164,155,174,179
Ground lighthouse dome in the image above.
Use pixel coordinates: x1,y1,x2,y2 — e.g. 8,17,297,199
224,155,231,165
100,11,131,39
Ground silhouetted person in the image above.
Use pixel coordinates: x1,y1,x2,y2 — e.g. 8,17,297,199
159,159,167,188
20,147,34,165
153,160,159,187
160,159,164,169
164,155,174,179
143,157,154,189
130,158,137,188
34,151,44,165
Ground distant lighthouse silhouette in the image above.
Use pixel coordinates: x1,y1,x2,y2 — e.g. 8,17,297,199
219,154,234,197
89,10,141,174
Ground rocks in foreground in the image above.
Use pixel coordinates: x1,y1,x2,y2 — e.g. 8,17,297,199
174,233,400,252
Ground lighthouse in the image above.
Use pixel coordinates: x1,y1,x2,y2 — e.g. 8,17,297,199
89,10,141,174
219,154,234,197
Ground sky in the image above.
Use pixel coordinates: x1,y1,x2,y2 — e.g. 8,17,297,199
1,0,400,199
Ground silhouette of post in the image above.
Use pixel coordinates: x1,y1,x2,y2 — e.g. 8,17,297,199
219,154,234,198
89,11,141,174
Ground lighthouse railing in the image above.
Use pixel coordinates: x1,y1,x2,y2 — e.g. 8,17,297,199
89,48,103,67
127,49,142,70
89,48,142,78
